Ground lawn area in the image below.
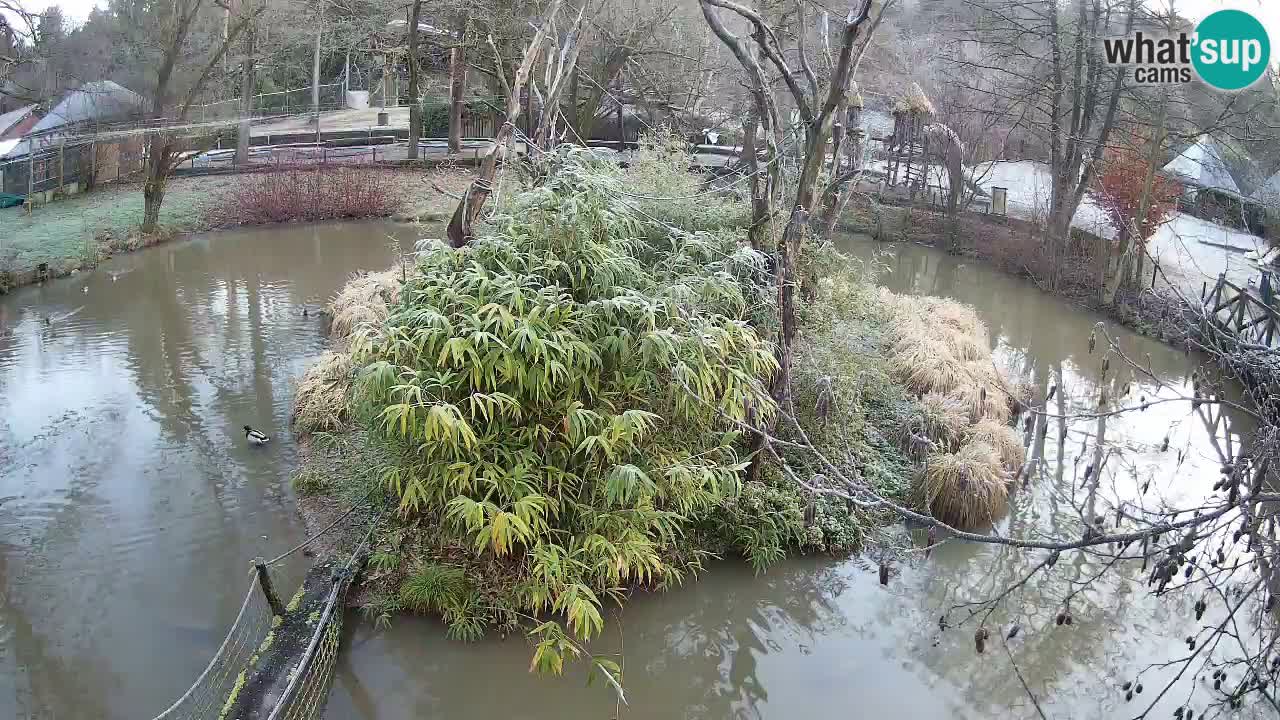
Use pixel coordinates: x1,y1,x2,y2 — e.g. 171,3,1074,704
0,166,472,287
0,175,238,275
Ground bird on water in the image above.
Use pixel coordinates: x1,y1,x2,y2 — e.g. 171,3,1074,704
244,426,271,445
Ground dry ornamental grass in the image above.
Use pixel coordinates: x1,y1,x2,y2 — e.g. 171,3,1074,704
328,269,405,346
920,441,1010,528
292,351,354,434
879,288,1028,528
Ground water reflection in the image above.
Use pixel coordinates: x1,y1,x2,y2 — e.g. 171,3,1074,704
0,220,419,720
325,235,1257,720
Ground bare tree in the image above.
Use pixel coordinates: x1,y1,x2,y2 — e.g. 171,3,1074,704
945,0,1134,290
140,0,262,233
700,0,877,484
406,0,424,159
448,12,466,153
445,0,565,247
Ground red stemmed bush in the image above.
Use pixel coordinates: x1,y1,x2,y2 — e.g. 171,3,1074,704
216,166,401,226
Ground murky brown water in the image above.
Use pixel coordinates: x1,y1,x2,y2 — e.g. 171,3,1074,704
323,236,1259,720
0,220,419,720
0,226,1260,720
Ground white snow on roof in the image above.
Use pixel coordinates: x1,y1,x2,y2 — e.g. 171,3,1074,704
0,138,20,158
0,104,36,136
30,81,145,133
1161,135,1241,195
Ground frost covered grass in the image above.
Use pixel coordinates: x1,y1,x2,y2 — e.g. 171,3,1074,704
0,175,235,276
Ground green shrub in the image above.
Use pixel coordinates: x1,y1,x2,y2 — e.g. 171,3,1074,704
354,149,776,646
420,99,450,137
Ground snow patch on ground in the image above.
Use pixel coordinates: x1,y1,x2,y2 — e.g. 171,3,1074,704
1148,213,1270,295
970,161,1114,239
863,156,1275,294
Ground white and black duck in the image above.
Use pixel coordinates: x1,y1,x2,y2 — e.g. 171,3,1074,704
243,425,271,445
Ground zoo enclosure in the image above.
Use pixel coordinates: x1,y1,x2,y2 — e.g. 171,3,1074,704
0,136,146,201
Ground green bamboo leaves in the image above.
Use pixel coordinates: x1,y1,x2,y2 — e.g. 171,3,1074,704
358,149,777,650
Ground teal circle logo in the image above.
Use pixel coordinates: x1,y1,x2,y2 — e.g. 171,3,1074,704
1193,10,1270,91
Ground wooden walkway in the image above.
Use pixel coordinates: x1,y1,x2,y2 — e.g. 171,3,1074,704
1201,271,1280,348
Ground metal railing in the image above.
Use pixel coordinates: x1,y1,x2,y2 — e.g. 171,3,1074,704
188,83,345,123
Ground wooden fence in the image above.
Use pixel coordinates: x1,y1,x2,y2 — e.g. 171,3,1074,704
1201,272,1280,348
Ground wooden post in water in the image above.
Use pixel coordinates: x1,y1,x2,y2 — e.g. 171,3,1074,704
253,557,285,615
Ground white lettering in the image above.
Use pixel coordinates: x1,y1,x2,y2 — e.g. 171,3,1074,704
1242,39,1262,72
1200,38,1219,64
1220,38,1238,65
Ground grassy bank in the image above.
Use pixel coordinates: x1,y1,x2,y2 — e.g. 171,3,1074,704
0,167,470,292
289,144,1023,673
0,175,236,278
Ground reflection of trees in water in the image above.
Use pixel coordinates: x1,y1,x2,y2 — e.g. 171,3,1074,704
0,224,420,720
0,543,116,720
836,238,1264,715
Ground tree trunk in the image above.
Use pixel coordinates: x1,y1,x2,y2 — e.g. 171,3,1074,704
236,23,255,164
822,100,864,238
142,139,169,234
742,111,768,250
447,17,466,154
406,0,423,160
311,0,322,142
446,0,563,247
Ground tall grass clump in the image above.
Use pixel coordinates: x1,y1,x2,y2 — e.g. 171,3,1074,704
292,351,353,434
351,148,779,658
877,288,1025,528
919,441,1009,528
329,269,405,346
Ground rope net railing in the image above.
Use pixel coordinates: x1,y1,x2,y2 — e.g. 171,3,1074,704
270,571,353,720
151,573,276,720
147,506,370,720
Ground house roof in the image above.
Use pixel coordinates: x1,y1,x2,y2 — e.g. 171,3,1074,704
0,104,36,136
29,80,145,133
1161,135,1241,195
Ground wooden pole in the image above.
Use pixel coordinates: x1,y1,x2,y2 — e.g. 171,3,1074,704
58,141,65,196
615,91,624,153
253,557,285,615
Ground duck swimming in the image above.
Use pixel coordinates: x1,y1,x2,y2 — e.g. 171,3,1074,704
244,426,271,445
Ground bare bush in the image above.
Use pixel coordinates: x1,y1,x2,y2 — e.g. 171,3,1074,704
214,167,403,227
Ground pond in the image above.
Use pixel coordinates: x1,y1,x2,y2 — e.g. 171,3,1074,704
0,220,420,720
0,225,1259,719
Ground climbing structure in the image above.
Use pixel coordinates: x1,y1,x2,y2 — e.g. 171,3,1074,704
885,82,936,198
